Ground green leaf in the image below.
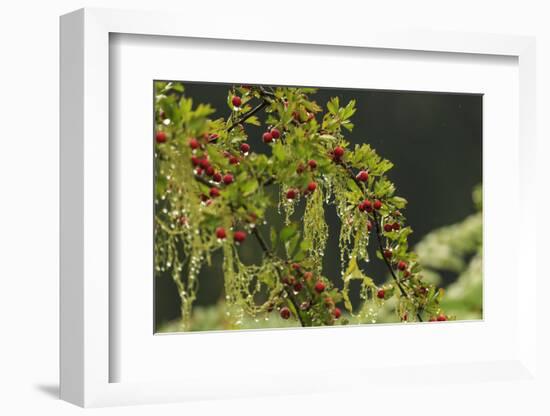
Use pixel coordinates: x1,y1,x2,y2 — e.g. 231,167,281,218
327,97,340,114
272,142,286,162
280,224,298,242
286,232,301,257
240,179,259,196
244,115,261,126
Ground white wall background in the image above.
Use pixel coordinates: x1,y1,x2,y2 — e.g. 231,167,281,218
0,1,548,414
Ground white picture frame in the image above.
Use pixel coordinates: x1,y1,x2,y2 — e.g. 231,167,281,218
60,7,538,408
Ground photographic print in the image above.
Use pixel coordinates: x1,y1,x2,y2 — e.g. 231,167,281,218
154,82,482,332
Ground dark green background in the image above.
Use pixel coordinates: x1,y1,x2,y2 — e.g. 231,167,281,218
155,82,482,328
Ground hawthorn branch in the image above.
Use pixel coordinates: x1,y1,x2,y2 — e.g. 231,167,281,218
251,227,306,327
191,172,306,326
372,211,423,322
338,161,423,322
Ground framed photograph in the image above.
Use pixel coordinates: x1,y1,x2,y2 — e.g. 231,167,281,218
60,8,537,407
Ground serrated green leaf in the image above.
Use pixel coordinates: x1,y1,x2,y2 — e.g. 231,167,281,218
280,223,298,242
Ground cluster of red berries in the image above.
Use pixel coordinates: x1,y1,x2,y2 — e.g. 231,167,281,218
215,227,247,244
429,314,448,322
262,128,280,144
292,109,315,123
278,264,342,321
383,221,401,232
285,182,317,200
296,159,318,174
358,199,382,212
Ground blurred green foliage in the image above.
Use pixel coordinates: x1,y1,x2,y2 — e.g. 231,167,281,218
415,184,482,320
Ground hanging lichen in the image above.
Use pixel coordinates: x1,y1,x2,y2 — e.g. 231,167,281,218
303,184,328,272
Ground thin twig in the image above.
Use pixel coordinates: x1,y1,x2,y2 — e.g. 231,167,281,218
228,99,269,132
194,173,215,188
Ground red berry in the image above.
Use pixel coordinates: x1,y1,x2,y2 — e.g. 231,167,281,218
392,222,401,231
199,158,210,169
403,270,411,278
208,133,219,142
270,128,280,139
333,307,342,319
303,271,313,281
437,314,447,322
384,223,393,232
373,199,382,210
223,173,234,185
195,167,204,175
233,230,247,243
209,187,220,198
205,166,215,176
296,163,305,174
262,132,273,143
293,282,303,292
397,261,407,271
240,143,250,154
286,189,298,200
156,131,167,143
229,156,239,165
332,146,345,160
356,170,369,182
308,159,317,169
191,156,200,166
383,249,393,259
188,137,200,149
358,199,372,212
314,281,326,293
280,307,291,320
291,263,301,271
307,182,317,192
216,227,227,239
377,289,385,299
231,96,242,107
282,276,292,285
213,172,222,182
